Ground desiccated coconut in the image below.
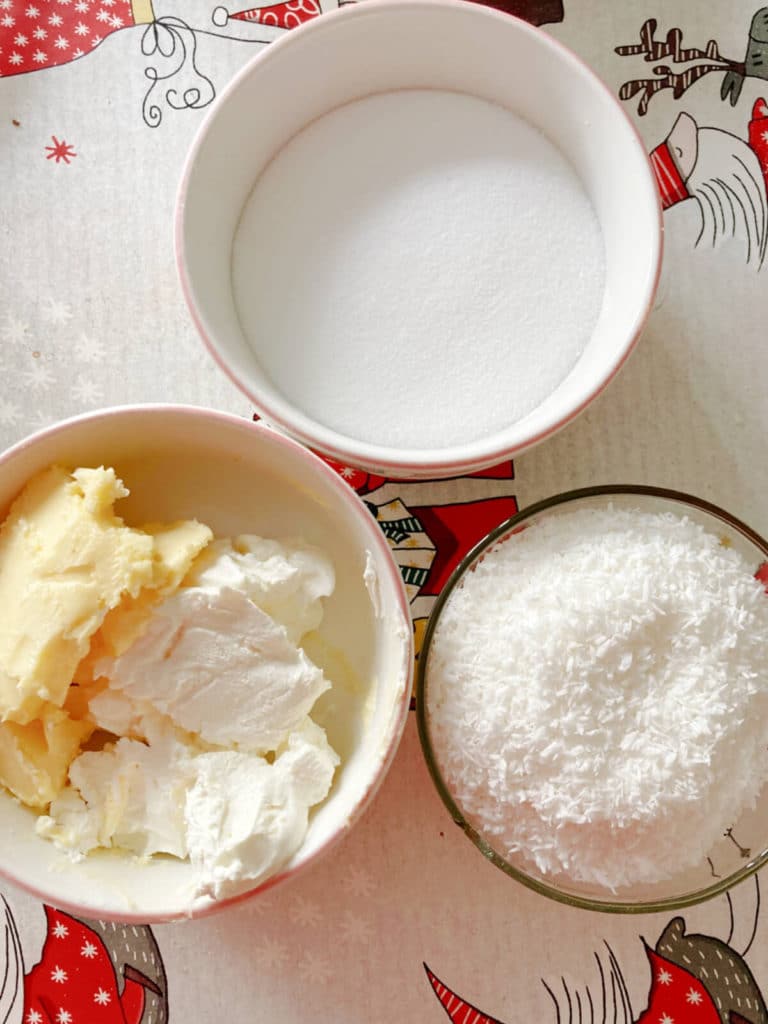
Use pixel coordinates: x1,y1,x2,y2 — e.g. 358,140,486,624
426,505,768,889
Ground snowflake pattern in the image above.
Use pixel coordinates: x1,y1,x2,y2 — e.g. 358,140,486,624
255,937,289,971
0,398,22,426
657,969,673,986
51,966,67,984
56,1010,72,1024
0,290,137,449
71,376,103,403
74,332,105,363
42,298,73,325
1,313,29,345
659,1015,674,1024
686,989,703,1005
298,950,332,986
52,921,69,939
23,359,56,391
289,896,322,927
339,911,374,945
345,866,376,899
81,941,98,958
94,987,111,1005
26,1012,43,1024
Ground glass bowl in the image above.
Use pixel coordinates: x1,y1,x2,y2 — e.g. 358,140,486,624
417,485,768,913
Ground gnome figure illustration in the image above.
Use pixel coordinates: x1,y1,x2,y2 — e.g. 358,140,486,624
650,100,768,265
0,898,168,1024
24,907,167,1024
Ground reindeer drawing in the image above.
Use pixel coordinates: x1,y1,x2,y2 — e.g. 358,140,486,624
617,9,768,117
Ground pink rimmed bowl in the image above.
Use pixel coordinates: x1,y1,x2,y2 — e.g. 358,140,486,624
0,405,412,922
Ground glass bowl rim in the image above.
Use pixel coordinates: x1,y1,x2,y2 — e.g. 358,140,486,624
416,483,768,914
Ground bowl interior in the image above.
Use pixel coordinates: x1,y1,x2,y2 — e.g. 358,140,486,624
0,407,411,921
177,0,661,476
419,487,768,912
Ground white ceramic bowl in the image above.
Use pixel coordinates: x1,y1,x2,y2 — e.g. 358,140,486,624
0,406,412,922
176,0,662,479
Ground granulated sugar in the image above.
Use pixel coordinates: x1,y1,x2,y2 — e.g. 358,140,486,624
232,90,605,450
425,506,768,889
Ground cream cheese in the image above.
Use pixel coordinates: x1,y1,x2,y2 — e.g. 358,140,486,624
185,535,335,643
94,585,331,753
38,533,341,899
185,717,338,898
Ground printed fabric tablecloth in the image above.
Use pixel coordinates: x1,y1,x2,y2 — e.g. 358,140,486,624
2,1,768,1021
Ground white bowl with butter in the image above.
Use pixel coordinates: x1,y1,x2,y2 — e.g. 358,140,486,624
0,405,412,922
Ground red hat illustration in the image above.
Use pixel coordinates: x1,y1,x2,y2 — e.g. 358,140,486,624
424,965,506,1024
636,945,720,1024
748,96,768,182
24,907,163,1024
212,1,321,30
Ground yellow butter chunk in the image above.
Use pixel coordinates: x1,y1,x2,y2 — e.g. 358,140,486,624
0,466,155,724
86,519,214,662
144,520,214,593
0,704,93,807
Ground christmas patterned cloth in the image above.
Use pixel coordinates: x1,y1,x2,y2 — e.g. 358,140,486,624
2,1,768,1023
23,907,159,1024
0,0,151,78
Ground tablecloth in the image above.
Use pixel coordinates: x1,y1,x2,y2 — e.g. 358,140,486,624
2,1,768,1021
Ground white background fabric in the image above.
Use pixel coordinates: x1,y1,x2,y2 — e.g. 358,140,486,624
2,2,767,1020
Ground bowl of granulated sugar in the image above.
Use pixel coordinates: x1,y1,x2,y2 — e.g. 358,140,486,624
418,486,768,912
176,0,661,479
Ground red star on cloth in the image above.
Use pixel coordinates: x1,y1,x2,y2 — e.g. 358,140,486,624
45,135,76,163
24,907,150,1024
636,945,720,1024
0,0,138,78
320,455,387,496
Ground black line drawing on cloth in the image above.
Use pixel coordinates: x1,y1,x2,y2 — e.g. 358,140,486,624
425,874,766,1023
616,10,768,116
650,100,768,267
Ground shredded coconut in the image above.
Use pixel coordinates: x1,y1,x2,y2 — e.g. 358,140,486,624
425,506,768,889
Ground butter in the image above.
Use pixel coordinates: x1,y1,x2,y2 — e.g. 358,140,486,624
0,705,92,807
83,519,213,666
0,466,155,724
0,466,341,902
0,466,213,811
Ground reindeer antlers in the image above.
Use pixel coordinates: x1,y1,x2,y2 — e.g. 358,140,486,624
616,19,744,116
616,18,724,64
